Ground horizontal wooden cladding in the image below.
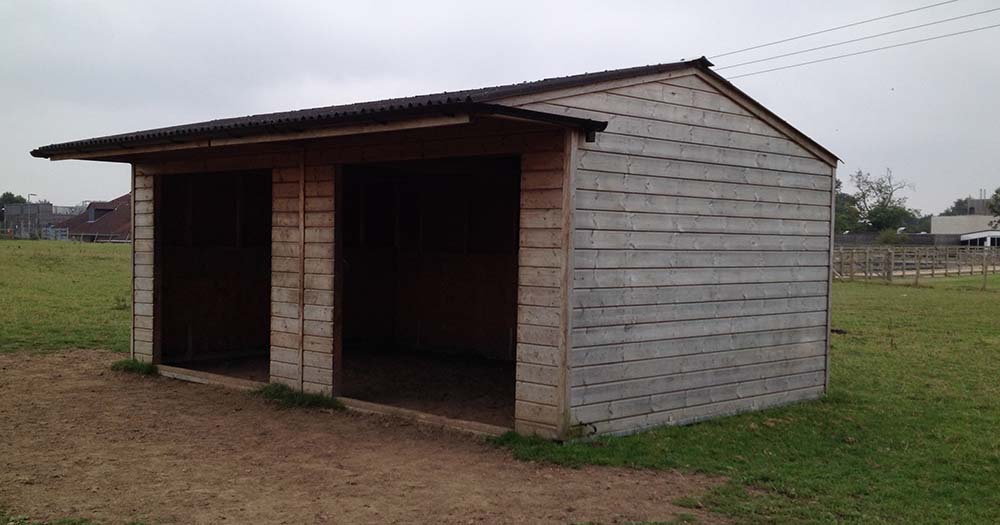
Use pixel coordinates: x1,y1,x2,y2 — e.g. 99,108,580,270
577,190,831,222
517,324,560,347
573,354,825,407
575,211,830,237
575,266,829,289
571,325,828,367
518,343,560,366
574,296,828,329
518,305,561,327
528,101,810,159
574,281,828,309
520,209,564,229
134,187,154,203
580,150,829,191
575,374,825,431
518,267,562,288
611,81,755,117
610,385,825,435
586,133,831,176
575,231,830,252
573,340,826,387
521,169,563,190
573,311,828,348
518,286,561,308
520,228,562,248
576,249,830,270
577,170,830,206
520,189,563,209
531,89,784,139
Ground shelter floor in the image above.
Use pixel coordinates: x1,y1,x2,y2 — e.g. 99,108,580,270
175,351,515,428
341,350,515,429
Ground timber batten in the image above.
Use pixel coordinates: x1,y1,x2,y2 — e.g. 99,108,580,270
42,58,836,439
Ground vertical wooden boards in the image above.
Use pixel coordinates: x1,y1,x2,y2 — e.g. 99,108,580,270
132,170,156,363
515,138,570,439
269,164,337,395
521,75,836,436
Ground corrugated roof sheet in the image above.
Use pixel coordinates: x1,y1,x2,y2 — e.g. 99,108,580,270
31,59,710,158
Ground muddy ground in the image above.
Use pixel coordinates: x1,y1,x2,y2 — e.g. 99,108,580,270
0,350,724,524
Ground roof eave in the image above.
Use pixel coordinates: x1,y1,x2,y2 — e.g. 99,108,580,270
31,103,607,161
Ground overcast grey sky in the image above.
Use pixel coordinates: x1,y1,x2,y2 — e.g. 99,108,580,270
2,0,998,214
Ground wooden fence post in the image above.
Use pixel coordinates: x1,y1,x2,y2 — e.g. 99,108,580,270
865,248,872,280
887,249,894,282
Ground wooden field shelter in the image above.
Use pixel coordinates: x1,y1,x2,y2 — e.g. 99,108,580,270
32,58,839,439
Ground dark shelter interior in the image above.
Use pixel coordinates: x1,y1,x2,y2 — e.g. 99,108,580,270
156,171,272,374
340,156,520,427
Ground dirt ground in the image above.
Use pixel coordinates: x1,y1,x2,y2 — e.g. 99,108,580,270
0,350,725,524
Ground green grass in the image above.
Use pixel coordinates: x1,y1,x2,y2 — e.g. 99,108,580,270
255,383,345,409
498,275,1000,524
0,241,130,353
110,358,158,376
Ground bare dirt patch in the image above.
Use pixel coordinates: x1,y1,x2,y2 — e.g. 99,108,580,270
0,350,724,524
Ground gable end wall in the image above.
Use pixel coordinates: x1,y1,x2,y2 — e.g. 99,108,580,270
509,73,834,436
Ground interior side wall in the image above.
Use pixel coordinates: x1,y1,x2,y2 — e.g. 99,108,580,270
269,166,337,395
516,74,834,436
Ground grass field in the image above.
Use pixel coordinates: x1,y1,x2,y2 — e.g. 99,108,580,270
0,240,130,353
2,241,999,523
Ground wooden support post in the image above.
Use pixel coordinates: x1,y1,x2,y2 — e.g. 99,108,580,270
983,248,989,291
887,249,894,282
849,249,856,280
865,248,872,280
914,249,921,286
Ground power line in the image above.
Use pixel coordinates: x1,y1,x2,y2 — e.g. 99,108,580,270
728,22,1000,79
710,0,959,59
717,6,1000,71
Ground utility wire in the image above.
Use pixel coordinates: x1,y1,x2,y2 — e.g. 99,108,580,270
717,6,1000,71
728,22,1000,79
710,0,959,59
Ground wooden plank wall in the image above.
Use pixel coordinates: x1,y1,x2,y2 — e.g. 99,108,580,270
269,165,337,395
516,140,571,438
135,124,570,436
131,170,156,363
517,74,834,435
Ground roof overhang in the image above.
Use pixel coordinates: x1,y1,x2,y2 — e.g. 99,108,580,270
31,103,607,162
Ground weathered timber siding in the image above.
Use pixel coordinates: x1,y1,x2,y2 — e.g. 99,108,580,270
269,165,336,394
131,170,156,363
517,73,833,435
516,135,572,438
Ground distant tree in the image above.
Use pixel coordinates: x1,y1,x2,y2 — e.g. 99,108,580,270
989,187,1000,229
834,178,864,233
940,197,972,216
0,191,27,223
849,168,917,231
904,213,932,234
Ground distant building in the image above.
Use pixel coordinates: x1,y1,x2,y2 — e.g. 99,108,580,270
57,193,132,242
2,202,83,239
931,215,994,235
